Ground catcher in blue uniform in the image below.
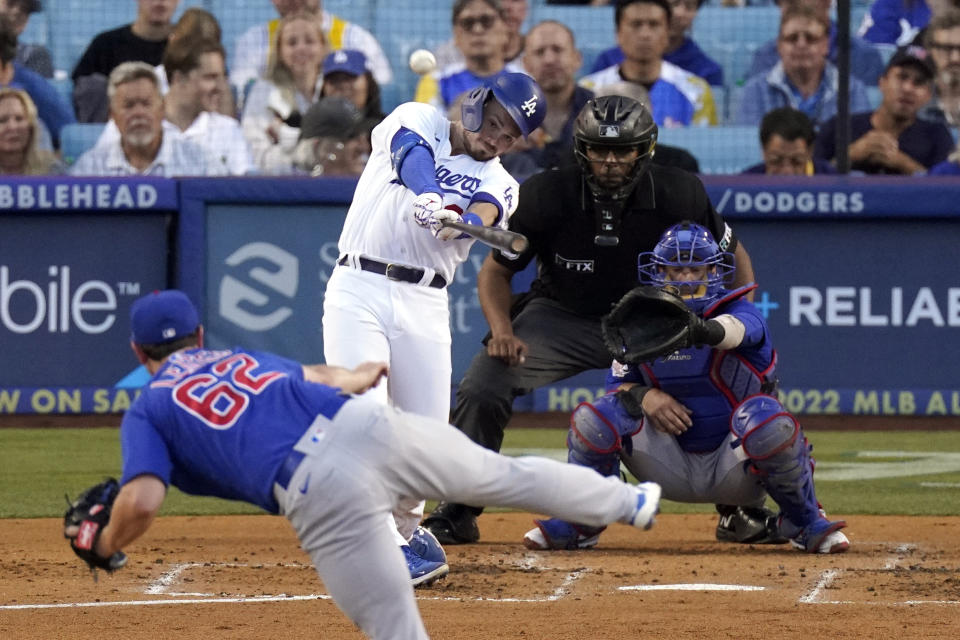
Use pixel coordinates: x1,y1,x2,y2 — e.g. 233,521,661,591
523,222,850,554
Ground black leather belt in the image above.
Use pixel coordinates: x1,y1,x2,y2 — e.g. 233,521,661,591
338,256,446,288
275,450,306,491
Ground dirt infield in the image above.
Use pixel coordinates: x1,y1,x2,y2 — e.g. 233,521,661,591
2,513,959,639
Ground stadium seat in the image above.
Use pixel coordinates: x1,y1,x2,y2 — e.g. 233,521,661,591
372,0,455,111
712,86,727,124
211,0,279,70
693,7,781,89
20,7,48,49
59,122,106,166
657,125,762,175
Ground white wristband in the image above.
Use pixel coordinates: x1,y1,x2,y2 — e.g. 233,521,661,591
714,314,746,350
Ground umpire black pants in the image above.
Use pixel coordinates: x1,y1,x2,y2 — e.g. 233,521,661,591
451,296,613,457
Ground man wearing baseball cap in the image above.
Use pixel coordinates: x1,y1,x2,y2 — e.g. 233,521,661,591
814,45,954,174
129,289,201,346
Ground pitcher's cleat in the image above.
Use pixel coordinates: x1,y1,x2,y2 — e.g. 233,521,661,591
629,481,662,530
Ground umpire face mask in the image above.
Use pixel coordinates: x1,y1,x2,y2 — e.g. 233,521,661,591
584,144,642,192
578,143,651,247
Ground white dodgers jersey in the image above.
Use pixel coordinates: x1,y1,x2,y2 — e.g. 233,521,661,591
337,102,519,284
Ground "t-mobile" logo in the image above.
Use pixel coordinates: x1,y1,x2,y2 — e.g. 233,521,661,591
1,266,119,334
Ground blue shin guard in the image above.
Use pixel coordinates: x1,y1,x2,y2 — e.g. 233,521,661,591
730,395,822,531
526,394,644,549
568,394,641,477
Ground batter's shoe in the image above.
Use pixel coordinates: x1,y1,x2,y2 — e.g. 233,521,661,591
785,516,850,554
408,526,447,564
422,502,480,545
402,544,449,588
715,505,789,545
523,518,603,550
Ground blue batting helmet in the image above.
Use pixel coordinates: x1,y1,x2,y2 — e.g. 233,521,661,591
461,72,546,139
638,222,735,312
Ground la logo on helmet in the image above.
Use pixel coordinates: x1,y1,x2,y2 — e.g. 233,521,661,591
521,95,538,117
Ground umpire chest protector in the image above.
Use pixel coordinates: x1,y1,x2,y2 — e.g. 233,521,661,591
501,164,729,317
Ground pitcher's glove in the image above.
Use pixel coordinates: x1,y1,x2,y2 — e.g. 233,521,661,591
601,286,723,364
63,478,127,573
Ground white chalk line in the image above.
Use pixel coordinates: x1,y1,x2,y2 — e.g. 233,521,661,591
0,594,330,611
1,557,588,610
798,569,839,604
799,540,913,604
798,541,960,606
6,545,959,611
145,562,312,596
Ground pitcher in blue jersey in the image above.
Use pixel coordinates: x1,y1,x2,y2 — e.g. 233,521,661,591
66,289,662,640
523,222,850,555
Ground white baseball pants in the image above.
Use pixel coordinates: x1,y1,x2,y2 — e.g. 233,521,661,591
322,265,453,542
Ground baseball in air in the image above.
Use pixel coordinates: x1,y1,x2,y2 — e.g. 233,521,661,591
409,49,437,75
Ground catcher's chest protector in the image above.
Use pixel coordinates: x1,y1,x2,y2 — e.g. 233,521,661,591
639,349,773,450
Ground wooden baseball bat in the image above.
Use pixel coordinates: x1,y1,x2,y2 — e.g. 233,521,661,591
441,220,530,254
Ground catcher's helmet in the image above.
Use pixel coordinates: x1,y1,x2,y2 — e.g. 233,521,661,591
574,95,657,200
638,222,734,312
461,72,546,139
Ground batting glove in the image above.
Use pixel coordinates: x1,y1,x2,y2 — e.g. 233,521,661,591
436,211,483,241
434,210,466,240
413,192,443,229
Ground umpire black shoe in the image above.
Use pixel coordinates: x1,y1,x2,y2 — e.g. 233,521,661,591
422,502,480,545
715,504,789,544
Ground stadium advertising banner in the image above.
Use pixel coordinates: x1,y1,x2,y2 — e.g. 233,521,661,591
0,178,175,415
4,176,958,416
202,203,502,412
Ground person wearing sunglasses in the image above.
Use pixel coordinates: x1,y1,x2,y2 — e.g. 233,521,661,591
749,0,885,86
735,2,871,126
415,0,526,111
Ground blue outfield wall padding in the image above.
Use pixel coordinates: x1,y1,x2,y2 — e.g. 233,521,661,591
4,174,960,416
176,176,359,312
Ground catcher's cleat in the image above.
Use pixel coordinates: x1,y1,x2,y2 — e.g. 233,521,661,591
403,545,449,588
422,502,480,545
408,526,447,564
715,505,789,545
786,517,849,554
523,518,602,551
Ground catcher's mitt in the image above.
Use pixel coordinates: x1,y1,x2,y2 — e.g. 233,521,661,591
601,285,705,364
63,478,127,574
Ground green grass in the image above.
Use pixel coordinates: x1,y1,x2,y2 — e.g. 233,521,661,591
2,427,960,519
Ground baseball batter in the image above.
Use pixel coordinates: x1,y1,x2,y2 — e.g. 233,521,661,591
522,223,850,554
63,290,662,640
322,73,547,574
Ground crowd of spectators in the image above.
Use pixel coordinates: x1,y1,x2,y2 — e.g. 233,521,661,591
3,0,959,178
